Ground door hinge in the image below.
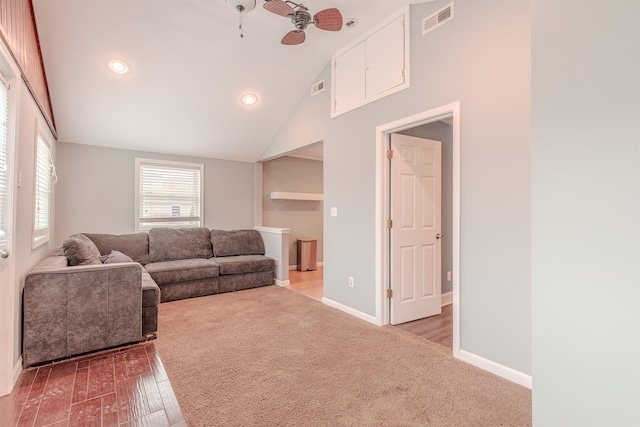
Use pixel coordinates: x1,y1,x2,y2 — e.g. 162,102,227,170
387,150,393,159
386,219,393,229
387,289,393,299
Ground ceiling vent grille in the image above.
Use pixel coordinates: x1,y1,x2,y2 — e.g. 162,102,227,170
311,79,325,96
422,2,454,35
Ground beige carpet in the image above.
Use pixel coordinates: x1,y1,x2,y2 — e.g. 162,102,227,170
156,286,531,426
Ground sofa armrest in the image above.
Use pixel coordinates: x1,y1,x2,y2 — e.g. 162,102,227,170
23,261,143,367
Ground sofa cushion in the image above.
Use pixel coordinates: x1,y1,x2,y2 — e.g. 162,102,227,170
100,250,134,264
85,232,150,265
210,255,274,275
145,258,219,285
210,229,265,257
140,268,161,307
148,227,212,262
63,234,102,266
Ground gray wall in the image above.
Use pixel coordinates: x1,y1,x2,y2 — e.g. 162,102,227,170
55,142,255,246
260,1,531,375
531,1,640,425
262,156,323,267
12,80,58,365
399,121,453,294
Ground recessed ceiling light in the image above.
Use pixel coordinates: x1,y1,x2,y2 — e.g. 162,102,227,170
241,93,258,106
109,59,129,74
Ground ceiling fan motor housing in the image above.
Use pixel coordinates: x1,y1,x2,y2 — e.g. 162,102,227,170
291,9,311,31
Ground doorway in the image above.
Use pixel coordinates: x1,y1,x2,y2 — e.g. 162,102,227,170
374,102,461,357
260,142,325,300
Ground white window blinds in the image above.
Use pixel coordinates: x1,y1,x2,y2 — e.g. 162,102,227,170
0,78,8,248
136,158,204,231
32,134,52,247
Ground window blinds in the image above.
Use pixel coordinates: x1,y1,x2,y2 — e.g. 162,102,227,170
32,135,51,245
137,160,203,230
0,78,8,247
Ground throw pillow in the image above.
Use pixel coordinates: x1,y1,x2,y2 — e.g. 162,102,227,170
210,229,265,257
100,250,134,264
62,234,102,266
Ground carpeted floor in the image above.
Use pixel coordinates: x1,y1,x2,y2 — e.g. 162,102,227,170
155,286,531,426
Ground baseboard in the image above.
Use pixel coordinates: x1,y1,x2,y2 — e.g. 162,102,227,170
13,356,22,386
322,297,379,325
441,291,453,307
459,350,532,389
289,262,324,271
274,279,290,287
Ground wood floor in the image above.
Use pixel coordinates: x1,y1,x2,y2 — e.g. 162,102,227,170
288,267,324,301
288,267,453,349
0,341,185,427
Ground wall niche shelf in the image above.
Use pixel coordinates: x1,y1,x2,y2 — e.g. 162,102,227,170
270,192,323,201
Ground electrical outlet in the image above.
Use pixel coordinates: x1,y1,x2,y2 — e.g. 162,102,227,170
348,276,354,288
330,207,338,217
447,271,452,282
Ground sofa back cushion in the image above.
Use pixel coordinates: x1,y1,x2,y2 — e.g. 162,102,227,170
148,227,213,262
210,229,265,257
62,234,102,266
85,232,150,265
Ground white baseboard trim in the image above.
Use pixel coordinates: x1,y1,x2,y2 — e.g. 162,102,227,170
322,297,379,325
274,279,290,287
441,291,453,306
13,357,22,386
289,262,324,271
459,350,532,389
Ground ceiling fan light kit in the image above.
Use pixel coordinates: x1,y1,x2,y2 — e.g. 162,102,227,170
263,0,343,45
226,0,256,38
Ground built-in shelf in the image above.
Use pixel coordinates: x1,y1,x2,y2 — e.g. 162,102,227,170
270,192,323,201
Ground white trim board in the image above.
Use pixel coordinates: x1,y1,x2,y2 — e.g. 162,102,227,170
374,101,461,357
289,262,324,271
274,279,290,287
322,297,379,325
459,350,532,389
13,357,21,386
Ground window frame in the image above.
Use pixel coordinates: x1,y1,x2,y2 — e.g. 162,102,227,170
135,157,205,233
31,120,53,249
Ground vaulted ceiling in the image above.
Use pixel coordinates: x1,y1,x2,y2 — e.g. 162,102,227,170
33,0,418,162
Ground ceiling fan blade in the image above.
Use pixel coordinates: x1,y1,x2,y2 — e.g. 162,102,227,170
264,0,295,17
281,30,306,45
313,8,342,31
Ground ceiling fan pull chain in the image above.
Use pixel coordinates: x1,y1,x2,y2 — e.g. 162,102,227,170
235,5,245,38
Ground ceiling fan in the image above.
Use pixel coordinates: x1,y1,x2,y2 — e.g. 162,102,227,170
263,0,343,45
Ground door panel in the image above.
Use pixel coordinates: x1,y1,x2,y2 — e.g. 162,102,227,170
390,133,442,325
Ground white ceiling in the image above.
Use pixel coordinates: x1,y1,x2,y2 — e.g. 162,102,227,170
33,0,418,163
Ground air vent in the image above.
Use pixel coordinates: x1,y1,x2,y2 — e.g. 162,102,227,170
422,2,454,35
311,79,325,96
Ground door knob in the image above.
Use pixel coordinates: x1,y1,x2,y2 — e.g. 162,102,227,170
0,248,9,259
436,233,443,240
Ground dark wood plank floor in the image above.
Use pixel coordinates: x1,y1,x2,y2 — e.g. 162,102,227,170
0,341,185,427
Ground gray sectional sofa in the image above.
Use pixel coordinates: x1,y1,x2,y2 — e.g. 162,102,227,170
23,227,274,367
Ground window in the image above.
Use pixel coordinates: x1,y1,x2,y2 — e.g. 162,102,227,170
135,158,204,232
32,127,54,248
0,75,9,250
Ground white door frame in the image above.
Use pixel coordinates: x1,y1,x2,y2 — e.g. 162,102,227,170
374,101,461,358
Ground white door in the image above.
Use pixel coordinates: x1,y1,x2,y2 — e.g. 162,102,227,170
389,133,442,325
0,75,16,395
